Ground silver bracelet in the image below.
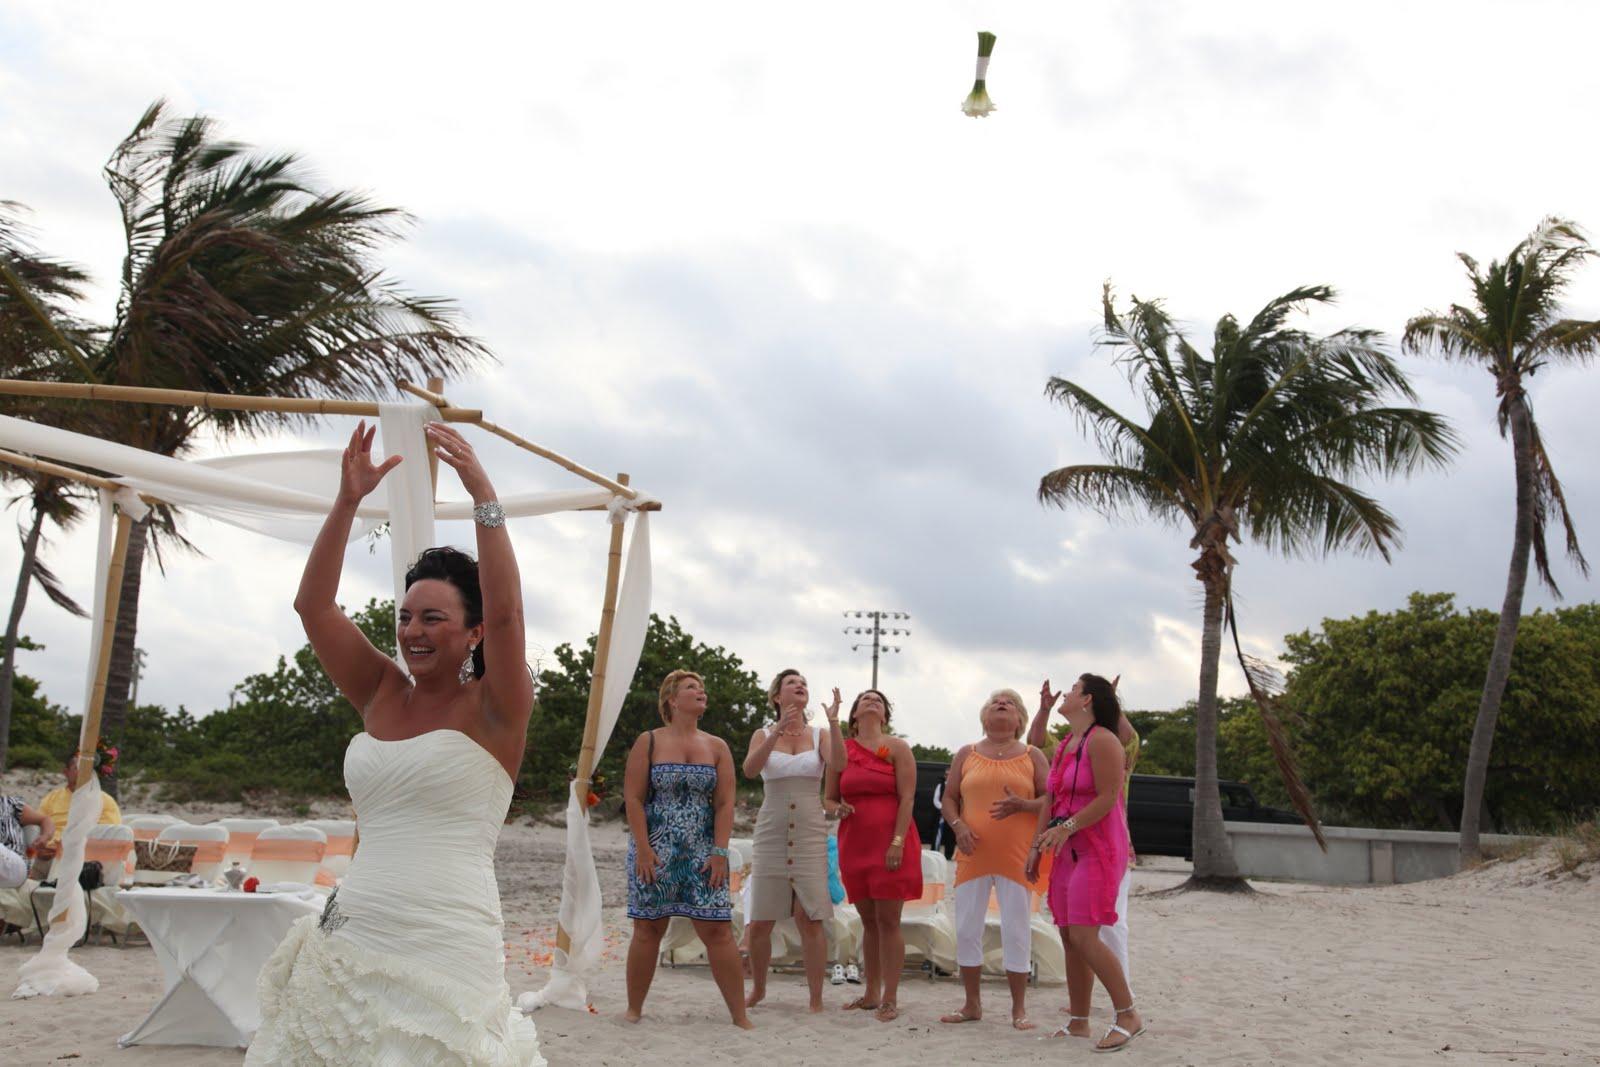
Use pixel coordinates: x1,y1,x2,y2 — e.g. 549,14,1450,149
473,501,505,528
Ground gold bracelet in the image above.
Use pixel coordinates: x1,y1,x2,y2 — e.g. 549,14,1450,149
891,835,904,846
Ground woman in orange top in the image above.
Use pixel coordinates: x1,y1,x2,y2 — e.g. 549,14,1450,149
937,689,1049,1030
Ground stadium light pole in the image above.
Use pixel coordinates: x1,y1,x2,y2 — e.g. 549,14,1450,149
843,610,910,690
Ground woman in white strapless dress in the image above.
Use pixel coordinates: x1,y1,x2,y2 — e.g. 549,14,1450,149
246,420,543,1066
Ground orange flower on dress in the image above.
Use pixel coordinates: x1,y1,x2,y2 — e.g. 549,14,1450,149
875,745,891,762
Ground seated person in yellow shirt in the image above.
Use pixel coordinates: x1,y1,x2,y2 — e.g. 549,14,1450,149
35,749,123,862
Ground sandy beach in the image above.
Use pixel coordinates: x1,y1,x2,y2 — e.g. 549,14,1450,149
2,778,1597,1066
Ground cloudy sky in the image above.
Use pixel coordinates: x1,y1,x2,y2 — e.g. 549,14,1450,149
2,1,1597,755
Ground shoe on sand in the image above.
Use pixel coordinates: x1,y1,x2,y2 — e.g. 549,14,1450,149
830,965,846,986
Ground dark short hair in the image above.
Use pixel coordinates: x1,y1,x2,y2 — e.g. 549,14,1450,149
1078,673,1121,734
847,689,893,736
405,547,485,679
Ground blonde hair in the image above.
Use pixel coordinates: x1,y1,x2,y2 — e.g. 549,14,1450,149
658,669,705,723
982,688,1028,740
767,668,804,712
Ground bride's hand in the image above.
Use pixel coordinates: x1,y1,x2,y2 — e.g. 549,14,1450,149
338,421,401,505
425,423,495,504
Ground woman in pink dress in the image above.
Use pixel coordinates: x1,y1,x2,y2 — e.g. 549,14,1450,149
1025,673,1145,1052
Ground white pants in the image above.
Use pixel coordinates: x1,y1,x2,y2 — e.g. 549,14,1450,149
1098,866,1132,988
954,874,1031,974
0,845,26,889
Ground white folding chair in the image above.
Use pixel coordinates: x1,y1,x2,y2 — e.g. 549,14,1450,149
127,814,181,842
1,825,41,941
249,825,327,885
900,849,957,973
82,824,140,944
304,819,356,886
159,824,230,885
215,817,279,872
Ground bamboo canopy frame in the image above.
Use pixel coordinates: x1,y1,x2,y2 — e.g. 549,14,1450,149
0,377,657,968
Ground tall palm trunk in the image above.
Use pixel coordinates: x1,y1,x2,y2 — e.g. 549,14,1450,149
1460,389,1535,860
96,514,150,797
1191,573,1242,884
0,506,46,772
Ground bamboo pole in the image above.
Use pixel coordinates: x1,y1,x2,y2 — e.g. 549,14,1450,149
0,448,121,490
0,378,642,502
425,376,444,497
52,510,132,925
0,379,482,422
398,380,638,500
557,473,631,955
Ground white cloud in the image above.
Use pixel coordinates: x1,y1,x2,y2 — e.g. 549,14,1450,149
1,0,1597,757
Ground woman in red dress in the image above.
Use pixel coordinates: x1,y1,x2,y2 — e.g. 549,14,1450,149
824,689,922,1022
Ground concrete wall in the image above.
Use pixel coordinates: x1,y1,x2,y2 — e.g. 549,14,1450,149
1221,821,1543,885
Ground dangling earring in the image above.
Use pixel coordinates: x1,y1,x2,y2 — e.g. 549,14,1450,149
459,646,478,685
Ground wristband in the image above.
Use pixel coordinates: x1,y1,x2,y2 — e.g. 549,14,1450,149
473,500,506,528
709,846,730,858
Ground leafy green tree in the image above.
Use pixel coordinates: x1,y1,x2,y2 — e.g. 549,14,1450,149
1281,592,1600,832
1039,284,1456,887
1,102,489,788
525,614,767,800
1404,219,1598,859
157,600,395,800
0,202,96,772
910,743,954,763
1,655,76,770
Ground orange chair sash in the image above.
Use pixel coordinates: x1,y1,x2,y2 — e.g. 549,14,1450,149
252,839,326,862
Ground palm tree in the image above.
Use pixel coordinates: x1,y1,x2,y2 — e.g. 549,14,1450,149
1040,284,1456,888
1404,218,1596,862
3,101,491,780
0,201,97,771
0,476,90,770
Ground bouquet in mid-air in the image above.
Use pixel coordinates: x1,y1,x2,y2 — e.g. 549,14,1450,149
961,31,997,117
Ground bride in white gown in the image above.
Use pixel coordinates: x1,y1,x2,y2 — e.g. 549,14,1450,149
247,421,543,1066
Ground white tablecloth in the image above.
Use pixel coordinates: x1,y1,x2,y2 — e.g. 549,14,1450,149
116,886,324,1048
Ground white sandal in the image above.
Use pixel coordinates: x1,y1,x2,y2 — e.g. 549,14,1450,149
1049,1014,1089,1038
1093,1003,1146,1053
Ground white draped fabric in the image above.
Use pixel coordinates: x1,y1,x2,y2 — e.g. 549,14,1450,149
14,486,149,999
378,403,439,648
0,406,657,1008
521,513,652,1011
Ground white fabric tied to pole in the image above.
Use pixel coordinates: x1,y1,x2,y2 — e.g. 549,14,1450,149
0,414,618,545
378,403,439,659
521,512,653,1012
12,485,142,999
13,777,104,998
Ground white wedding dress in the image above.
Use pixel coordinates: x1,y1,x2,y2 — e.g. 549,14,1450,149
246,730,543,1065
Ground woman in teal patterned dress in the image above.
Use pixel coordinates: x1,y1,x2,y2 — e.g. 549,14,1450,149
622,670,753,1028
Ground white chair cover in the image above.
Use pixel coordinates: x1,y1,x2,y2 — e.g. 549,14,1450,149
901,848,957,972
216,818,279,871
248,825,326,885
303,818,356,883
159,824,230,885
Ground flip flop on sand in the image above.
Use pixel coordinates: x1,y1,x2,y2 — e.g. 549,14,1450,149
1093,1004,1146,1053
939,1008,981,1024
874,1001,900,1023
1049,1015,1089,1038
1012,1015,1038,1031
842,996,879,1011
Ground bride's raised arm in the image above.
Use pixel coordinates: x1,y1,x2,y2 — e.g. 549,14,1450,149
295,421,408,716
426,422,535,732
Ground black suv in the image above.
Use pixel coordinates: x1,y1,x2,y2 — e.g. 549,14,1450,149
1127,774,1301,859
912,764,1301,861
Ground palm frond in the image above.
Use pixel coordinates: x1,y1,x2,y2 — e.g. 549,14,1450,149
1037,463,1187,524
28,552,87,617
1225,594,1325,850
1526,415,1589,596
